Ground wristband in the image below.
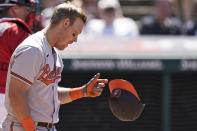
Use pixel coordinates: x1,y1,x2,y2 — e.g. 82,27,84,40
20,116,36,131
69,87,84,101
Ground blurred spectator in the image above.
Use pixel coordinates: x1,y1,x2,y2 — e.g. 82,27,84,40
81,0,99,20
41,0,98,28
39,0,60,8
184,1,197,35
70,0,99,20
41,6,54,27
0,0,35,129
41,0,66,27
84,0,139,39
26,3,44,32
140,0,182,35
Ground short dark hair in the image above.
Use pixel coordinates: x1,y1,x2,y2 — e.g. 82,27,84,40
50,2,87,26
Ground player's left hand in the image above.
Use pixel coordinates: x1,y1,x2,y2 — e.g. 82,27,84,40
83,73,108,97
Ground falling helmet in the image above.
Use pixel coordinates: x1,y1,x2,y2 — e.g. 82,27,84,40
109,79,145,121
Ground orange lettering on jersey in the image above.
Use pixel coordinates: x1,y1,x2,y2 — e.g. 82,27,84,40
38,64,61,85
37,64,50,81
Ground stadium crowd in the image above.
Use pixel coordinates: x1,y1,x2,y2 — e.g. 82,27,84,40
39,0,197,37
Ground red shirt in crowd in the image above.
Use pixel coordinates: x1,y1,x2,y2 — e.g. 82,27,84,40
0,18,32,93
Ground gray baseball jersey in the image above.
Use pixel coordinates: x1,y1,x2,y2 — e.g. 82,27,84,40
4,31,64,123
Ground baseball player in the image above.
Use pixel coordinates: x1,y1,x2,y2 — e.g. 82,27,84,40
0,0,36,130
2,2,108,131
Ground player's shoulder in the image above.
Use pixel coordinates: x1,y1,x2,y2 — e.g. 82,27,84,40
0,19,19,37
0,22,12,36
0,18,32,34
21,31,43,46
15,32,45,55
0,18,18,29
12,44,43,63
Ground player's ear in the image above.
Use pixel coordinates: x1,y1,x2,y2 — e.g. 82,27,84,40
63,18,71,28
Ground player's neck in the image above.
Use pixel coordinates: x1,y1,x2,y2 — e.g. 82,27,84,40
42,26,58,48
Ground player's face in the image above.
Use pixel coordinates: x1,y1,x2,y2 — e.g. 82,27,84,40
13,5,31,21
56,17,84,50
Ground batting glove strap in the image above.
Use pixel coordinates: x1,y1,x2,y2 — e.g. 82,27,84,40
69,87,84,101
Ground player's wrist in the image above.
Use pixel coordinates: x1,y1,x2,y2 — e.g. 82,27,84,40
20,115,36,131
69,87,84,101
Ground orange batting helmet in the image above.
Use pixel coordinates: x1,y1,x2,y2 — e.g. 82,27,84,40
109,79,145,121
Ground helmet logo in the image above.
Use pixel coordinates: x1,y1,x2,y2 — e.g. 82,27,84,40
111,89,121,98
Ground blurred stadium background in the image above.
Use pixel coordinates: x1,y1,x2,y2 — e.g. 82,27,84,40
53,0,197,131
55,36,197,131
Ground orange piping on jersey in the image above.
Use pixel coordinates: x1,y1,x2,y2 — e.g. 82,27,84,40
11,71,32,85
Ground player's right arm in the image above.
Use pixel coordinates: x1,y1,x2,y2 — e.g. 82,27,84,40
9,76,36,131
9,76,30,120
8,46,42,131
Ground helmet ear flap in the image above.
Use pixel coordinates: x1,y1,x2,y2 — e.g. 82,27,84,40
108,79,145,121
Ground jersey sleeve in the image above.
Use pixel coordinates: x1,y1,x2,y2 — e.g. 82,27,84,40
10,46,43,86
